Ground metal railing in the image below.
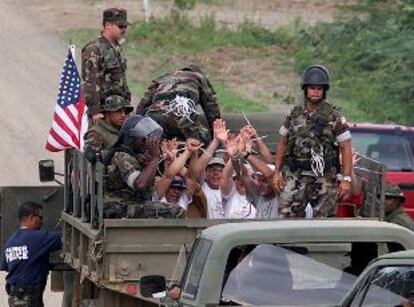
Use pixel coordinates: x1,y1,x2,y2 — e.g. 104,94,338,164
64,149,104,229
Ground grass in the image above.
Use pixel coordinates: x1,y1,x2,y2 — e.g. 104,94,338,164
293,1,414,125
63,15,294,114
126,15,292,58
65,2,414,125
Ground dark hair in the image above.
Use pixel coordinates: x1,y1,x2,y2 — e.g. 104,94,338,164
18,201,43,221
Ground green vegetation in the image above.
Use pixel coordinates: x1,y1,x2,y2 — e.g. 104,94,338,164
64,16,292,113
294,0,414,125
64,1,414,124
127,15,292,56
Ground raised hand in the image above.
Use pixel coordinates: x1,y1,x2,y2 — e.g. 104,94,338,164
226,133,240,157
213,118,228,143
161,139,176,161
147,136,161,157
241,125,257,140
240,132,253,154
186,138,203,153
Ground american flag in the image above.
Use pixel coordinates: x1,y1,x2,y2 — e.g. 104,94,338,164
45,49,88,152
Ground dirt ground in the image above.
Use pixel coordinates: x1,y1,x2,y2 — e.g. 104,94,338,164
17,0,338,33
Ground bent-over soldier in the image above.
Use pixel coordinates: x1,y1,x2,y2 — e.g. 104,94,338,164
135,65,221,145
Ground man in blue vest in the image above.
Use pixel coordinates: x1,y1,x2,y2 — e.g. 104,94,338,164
1,201,62,307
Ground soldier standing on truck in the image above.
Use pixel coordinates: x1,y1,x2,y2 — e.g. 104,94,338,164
273,65,353,217
1,202,62,307
103,115,185,218
82,8,131,123
135,65,221,145
84,94,133,162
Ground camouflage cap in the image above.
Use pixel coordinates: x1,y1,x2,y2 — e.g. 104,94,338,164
103,8,130,26
102,95,133,113
385,183,406,201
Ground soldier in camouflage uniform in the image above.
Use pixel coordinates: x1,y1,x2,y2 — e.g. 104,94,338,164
81,8,131,122
273,65,353,217
135,65,221,145
384,183,414,232
103,115,185,219
84,95,133,162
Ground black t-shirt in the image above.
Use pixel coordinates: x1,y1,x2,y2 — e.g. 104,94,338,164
1,229,62,287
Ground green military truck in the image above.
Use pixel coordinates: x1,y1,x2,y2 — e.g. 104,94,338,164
1,112,406,306
140,220,414,306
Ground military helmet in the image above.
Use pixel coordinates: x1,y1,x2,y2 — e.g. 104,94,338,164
385,183,406,202
301,64,330,90
120,115,163,140
102,95,133,113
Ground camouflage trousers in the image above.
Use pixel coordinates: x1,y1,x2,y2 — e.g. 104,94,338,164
279,170,338,218
103,200,185,219
147,110,211,145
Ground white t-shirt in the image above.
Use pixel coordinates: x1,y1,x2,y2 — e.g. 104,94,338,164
222,182,256,219
152,192,192,210
247,190,279,219
202,181,226,219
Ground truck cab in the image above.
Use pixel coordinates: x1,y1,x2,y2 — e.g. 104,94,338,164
141,220,414,306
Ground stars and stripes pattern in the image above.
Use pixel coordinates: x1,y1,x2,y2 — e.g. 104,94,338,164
45,49,88,152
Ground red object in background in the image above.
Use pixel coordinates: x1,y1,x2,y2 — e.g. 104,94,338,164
350,123,414,219
337,194,364,217
386,172,414,218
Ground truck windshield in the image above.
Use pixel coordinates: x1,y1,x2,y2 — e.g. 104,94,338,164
222,244,360,306
351,266,414,306
351,131,414,171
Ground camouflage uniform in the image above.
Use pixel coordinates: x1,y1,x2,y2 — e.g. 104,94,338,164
384,184,414,231
104,145,185,219
84,95,133,158
278,100,351,217
81,8,131,116
135,67,221,145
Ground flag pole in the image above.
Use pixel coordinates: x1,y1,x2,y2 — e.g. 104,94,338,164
70,45,76,59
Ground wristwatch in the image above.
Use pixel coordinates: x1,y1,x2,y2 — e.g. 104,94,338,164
342,175,352,183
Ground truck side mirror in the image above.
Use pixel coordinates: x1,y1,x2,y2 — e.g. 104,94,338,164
39,160,55,182
140,275,166,299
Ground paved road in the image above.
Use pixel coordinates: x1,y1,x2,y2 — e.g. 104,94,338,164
0,1,67,304
0,0,66,187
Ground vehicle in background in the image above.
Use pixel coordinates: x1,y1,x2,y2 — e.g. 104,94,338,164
340,249,414,306
350,123,414,218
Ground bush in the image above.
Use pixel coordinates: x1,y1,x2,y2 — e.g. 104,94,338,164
294,2,414,125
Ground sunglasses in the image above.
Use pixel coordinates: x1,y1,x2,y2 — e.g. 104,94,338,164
117,24,128,30
32,214,43,220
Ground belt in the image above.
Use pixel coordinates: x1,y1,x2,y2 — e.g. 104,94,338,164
6,284,45,297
